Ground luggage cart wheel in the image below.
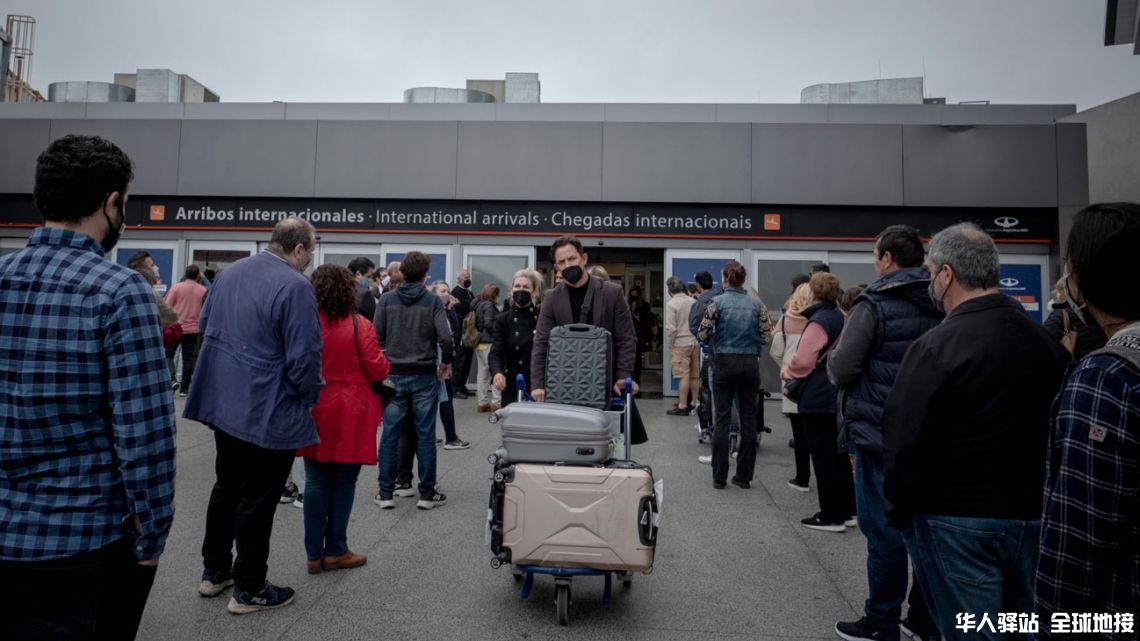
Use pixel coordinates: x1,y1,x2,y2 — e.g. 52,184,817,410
555,584,570,625
622,578,633,588
511,568,524,583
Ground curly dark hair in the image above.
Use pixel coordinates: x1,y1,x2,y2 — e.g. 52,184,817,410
311,264,357,320
34,135,134,223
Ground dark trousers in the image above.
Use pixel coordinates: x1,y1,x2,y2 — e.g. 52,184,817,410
201,429,295,592
0,536,157,641
456,345,474,393
166,332,201,391
801,412,856,523
789,413,812,486
696,353,712,434
301,459,362,561
439,377,458,442
711,354,760,484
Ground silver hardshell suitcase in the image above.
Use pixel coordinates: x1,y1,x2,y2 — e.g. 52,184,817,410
488,401,615,465
545,323,613,410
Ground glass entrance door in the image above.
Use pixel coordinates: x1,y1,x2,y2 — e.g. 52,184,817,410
663,249,744,399
749,250,827,396
383,244,451,287
462,246,534,304
318,244,382,272
187,241,257,282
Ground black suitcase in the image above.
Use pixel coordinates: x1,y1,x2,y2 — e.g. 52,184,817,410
545,323,613,410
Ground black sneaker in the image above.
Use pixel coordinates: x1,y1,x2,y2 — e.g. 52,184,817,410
666,406,691,416
279,484,298,504
836,618,899,641
197,568,234,597
730,477,750,489
416,490,447,510
372,492,395,509
393,481,417,498
227,581,296,615
713,481,726,489
443,439,470,450
801,512,846,533
900,619,941,641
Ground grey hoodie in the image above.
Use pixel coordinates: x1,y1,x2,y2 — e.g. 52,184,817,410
373,282,454,375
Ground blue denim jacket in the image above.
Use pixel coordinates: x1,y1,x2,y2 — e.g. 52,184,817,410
709,287,763,356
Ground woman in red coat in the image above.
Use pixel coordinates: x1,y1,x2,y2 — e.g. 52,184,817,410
298,265,390,574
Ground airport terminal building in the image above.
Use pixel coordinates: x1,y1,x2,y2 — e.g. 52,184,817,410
0,101,1088,393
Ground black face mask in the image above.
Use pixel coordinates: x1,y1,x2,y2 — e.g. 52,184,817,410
100,201,125,254
463,279,472,288
512,290,532,307
561,265,584,286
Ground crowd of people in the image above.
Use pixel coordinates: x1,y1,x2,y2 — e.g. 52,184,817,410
2,134,1137,640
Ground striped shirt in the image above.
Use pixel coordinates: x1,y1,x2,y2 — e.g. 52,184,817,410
0,227,177,561
1036,351,1140,635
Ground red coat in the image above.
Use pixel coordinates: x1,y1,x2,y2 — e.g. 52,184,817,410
299,312,390,465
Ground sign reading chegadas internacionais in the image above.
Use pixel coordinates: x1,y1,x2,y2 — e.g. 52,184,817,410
0,194,1058,243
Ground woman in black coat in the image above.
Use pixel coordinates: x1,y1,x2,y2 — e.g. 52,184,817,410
491,269,542,408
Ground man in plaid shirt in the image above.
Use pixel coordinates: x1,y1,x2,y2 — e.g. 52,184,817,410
0,135,177,640
1036,203,1140,638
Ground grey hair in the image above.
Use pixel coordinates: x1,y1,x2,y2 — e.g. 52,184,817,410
268,217,315,253
927,223,1000,289
666,275,686,295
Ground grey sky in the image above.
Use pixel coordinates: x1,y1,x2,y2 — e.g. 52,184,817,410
4,0,1139,109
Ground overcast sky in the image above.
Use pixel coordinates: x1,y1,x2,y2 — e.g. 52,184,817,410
4,0,1139,109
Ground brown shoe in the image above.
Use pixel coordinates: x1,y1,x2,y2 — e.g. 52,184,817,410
477,404,492,412
322,551,367,571
306,559,323,575
489,403,501,411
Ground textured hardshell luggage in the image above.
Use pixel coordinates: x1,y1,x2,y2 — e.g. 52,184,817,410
495,463,656,572
489,401,615,465
545,323,613,410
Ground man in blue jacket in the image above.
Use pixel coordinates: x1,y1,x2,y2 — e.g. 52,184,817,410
827,226,943,641
184,217,324,615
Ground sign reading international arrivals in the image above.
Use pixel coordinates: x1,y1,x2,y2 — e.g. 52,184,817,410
0,194,1057,243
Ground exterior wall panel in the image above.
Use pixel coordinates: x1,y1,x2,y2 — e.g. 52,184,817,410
602,123,750,203
177,120,318,197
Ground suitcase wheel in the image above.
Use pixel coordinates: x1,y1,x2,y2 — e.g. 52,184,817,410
555,584,570,626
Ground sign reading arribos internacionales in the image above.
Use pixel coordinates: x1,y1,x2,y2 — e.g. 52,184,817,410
0,194,1058,243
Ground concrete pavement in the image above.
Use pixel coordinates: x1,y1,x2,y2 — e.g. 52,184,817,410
137,397,868,641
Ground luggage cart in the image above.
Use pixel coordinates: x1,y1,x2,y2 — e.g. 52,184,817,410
488,375,654,626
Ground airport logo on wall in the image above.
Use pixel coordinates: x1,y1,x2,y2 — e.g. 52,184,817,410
994,216,1020,229
1000,277,1020,288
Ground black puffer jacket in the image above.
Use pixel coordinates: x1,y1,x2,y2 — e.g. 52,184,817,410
474,298,499,344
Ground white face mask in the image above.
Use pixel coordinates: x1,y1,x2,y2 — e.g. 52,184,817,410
1062,273,1088,326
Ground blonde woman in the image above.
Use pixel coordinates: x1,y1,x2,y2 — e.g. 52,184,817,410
771,283,813,492
491,269,543,407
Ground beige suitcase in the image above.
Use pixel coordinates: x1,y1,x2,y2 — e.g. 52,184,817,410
496,462,656,573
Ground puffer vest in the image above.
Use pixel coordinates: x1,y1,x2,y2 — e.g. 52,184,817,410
842,266,943,454
797,301,845,414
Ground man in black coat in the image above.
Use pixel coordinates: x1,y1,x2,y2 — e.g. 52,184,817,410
450,268,475,397
348,257,376,321
530,236,647,444
883,223,1068,640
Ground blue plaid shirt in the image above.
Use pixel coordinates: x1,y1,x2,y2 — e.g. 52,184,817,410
1036,351,1140,634
0,228,177,561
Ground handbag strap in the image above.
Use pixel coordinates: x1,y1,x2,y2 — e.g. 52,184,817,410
350,314,370,381
1062,309,1071,334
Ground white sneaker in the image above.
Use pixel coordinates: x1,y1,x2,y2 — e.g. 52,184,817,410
393,482,417,498
844,517,858,528
416,490,447,510
697,455,712,465
372,493,395,509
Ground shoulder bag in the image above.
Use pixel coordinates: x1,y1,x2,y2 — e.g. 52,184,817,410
352,314,396,406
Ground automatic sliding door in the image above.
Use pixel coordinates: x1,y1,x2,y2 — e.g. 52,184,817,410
750,250,826,397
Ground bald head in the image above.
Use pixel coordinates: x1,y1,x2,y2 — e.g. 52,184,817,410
269,217,315,254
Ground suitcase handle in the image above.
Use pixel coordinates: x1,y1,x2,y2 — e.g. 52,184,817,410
563,323,596,333
638,495,658,546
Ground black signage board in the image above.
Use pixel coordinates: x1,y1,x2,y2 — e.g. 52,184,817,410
0,194,1057,244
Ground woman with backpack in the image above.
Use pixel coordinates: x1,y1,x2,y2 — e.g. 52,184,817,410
473,282,502,412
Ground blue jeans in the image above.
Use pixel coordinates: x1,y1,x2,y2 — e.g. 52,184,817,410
902,514,1040,641
854,450,934,637
301,459,361,560
378,374,439,499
